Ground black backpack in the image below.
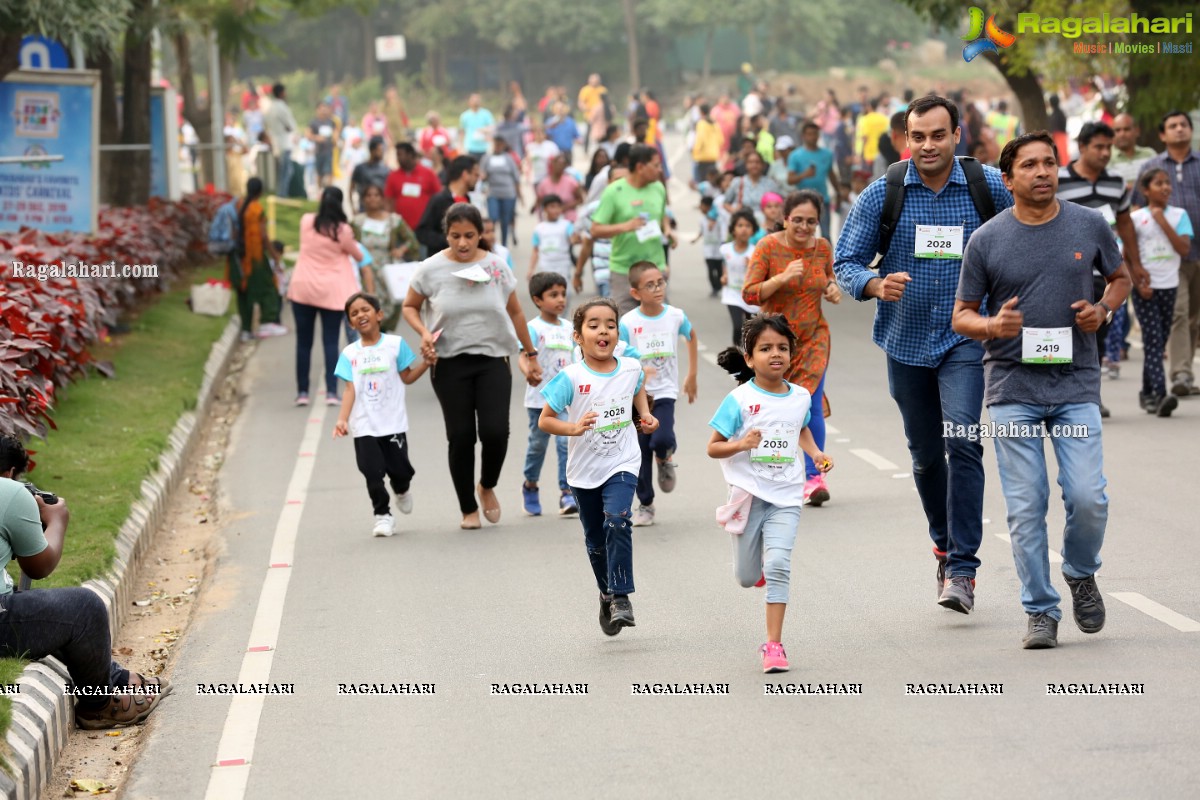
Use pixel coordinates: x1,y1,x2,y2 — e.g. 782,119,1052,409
877,156,997,259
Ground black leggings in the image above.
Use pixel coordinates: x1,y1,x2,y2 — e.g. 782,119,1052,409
726,305,750,346
354,433,416,515
292,301,342,396
430,354,512,514
705,258,723,294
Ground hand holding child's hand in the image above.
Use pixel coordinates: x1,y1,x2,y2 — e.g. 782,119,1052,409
333,420,349,438
638,413,659,434
740,428,763,451
573,411,599,436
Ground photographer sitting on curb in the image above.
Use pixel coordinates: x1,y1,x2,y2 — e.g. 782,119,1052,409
0,434,171,728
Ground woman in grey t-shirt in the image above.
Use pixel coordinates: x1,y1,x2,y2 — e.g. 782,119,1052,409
482,136,524,248
403,203,543,529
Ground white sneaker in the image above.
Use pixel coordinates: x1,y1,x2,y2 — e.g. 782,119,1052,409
631,505,655,527
238,331,253,343
372,514,395,537
395,492,413,515
257,322,289,338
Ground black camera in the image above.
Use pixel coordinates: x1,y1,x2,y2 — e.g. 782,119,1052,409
23,482,58,505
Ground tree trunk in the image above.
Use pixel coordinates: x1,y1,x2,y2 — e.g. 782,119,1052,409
88,49,121,205
113,0,153,206
0,33,20,83
982,51,1046,133
621,0,640,92
701,27,714,87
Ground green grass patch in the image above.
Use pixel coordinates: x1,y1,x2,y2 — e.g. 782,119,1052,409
270,197,318,254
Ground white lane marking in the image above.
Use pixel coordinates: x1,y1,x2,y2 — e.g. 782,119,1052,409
825,424,840,435
993,532,1063,564
892,472,910,479
1108,592,1200,632
835,438,851,443
204,402,328,799
849,448,898,470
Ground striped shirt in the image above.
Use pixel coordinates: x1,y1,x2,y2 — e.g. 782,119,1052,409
1056,162,1130,275
1132,149,1200,262
833,158,1013,367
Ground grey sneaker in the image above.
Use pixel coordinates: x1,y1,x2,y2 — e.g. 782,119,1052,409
656,455,677,493
1063,572,1106,633
935,551,948,599
937,576,975,614
1022,613,1059,649
598,594,621,636
632,504,655,527
610,596,636,628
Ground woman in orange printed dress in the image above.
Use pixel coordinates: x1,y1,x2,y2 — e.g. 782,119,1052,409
742,189,841,506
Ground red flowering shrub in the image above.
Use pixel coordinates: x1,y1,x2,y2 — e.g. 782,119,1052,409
0,192,230,438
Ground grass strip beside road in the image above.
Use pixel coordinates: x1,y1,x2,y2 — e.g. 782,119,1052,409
0,262,231,750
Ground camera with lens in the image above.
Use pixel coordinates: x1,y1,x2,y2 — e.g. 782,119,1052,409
22,482,59,505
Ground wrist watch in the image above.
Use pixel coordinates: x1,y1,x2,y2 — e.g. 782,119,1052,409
1096,301,1114,324
524,349,539,358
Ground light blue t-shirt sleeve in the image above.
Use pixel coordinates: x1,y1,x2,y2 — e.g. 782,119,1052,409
5,488,48,558
623,343,642,360
531,229,541,248
566,222,575,238
804,409,812,428
786,150,801,173
396,339,416,372
708,393,743,439
506,252,514,268
334,352,353,382
679,312,694,340
618,322,632,345
635,367,645,394
541,369,574,413
527,322,540,347
1177,211,1194,237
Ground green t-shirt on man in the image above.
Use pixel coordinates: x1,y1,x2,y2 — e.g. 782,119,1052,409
0,478,48,596
592,178,667,276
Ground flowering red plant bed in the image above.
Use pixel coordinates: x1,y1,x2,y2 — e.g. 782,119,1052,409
0,192,230,440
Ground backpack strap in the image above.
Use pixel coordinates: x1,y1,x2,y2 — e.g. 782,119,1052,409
876,159,909,260
959,156,997,223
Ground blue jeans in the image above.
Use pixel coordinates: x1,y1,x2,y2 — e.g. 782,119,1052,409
803,371,827,480
989,402,1107,620
886,340,985,578
487,196,517,247
276,154,293,197
573,472,637,595
732,498,800,604
635,398,676,507
524,407,568,491
292,301,343,396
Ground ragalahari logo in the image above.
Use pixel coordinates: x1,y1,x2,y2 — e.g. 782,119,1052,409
962,7,1017,62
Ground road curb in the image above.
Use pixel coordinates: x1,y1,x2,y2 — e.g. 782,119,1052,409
2,315,241,800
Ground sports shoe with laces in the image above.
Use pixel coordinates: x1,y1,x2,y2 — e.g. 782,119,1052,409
760,642,789,673
934,548,948,599
559,490,578,516
372,514,395,537
1155,395,1179,418
657,453,677,493
294,393,310,407
1063,572,1106,633
1022,612,1059,649
521,482,542,516
632,504,655,527
938,575,975,613
804,475,830,506
598,594,621,636
610,595,636,628
395,492,413,515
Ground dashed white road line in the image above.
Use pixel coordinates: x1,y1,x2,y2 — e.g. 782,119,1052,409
1108,592,1200,632
849,448,898,471
203,402,328,800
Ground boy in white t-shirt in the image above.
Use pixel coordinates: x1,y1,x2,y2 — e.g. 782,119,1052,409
333,293,429,537
618,261,699,527
519,273,577,516
529,194,576,283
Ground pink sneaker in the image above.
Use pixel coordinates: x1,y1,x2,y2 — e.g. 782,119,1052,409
760,642,789,673
804,475,830,507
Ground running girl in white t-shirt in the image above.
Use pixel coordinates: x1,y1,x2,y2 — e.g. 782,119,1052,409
706,314,833,673
333,292,429,537
539,298,659,635
720,208,761,346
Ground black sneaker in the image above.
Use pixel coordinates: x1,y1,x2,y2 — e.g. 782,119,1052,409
610,595,636,628
935,551,947,599
598,594,621,636
1022,613,1059,649
1099,402,1111,418
1063,572,1106,633
937,576,975,614
1155,395,1179,418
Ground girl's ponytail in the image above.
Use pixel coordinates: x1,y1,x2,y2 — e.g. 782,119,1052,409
717,346,755,385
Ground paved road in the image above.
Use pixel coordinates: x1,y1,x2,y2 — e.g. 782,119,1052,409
127,141,1200,799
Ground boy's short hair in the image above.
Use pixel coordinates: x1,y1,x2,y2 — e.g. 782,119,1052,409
628,261,662,289
343,291,382,316
529,271,567,300
699,195,714,208
541,193,563,208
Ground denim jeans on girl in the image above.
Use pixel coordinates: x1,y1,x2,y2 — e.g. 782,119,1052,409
572,471,636,595
989,402,1107,620
731,497,800,604
486,196,518,247
292,301,343,396
524,408,569,491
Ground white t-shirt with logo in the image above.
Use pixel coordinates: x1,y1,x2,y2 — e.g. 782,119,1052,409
532,218,575,278
525,317,575,408
333,334,417,437
719,241,761,314
1132,205,1193,290
541,358,646,489
708,379,813,508
619,305,693,400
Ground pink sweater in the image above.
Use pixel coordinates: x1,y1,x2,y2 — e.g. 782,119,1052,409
287,215,363,310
